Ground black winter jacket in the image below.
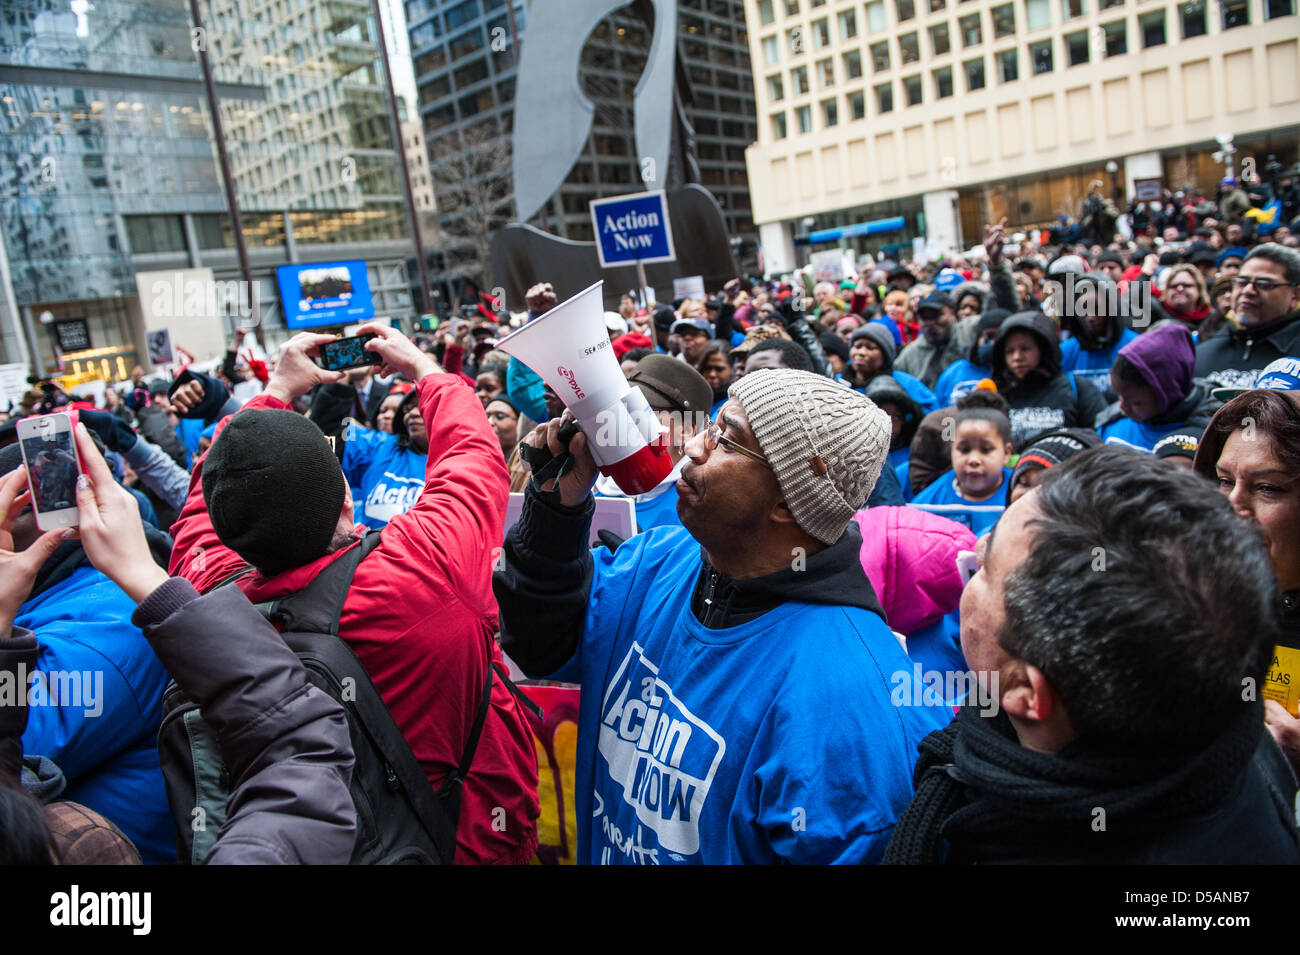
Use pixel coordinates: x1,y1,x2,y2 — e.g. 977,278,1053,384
1194,307,1300,391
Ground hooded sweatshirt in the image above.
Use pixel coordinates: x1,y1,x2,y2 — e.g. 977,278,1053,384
1097,324,1220,451
494,484,951,864
1059,276,1140,392
992,311,1108,449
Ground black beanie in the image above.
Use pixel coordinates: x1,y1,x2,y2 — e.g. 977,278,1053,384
818,331,850,364
201,410,346,576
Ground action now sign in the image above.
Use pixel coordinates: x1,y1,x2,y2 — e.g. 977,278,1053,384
590,190,676,268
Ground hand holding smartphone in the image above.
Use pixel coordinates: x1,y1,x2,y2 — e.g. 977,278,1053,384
317,333,383,372
15,412,82,530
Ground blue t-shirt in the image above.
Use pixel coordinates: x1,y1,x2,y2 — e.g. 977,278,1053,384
909,468,1012,536
710,396,727,419
176,417,205,469
934,359,990,408
633,484,682,532
545,525,950,864
904,611,966,686
895,460,913,502
1099,415,1190,453
342,426,427,529
1060,328,1138,392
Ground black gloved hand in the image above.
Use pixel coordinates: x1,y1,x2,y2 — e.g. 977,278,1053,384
79,409,138,453
596,529,626,553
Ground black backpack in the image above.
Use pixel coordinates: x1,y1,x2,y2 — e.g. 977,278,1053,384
157,531,491,865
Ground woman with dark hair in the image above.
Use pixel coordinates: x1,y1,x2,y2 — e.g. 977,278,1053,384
695,340,732,416
485,397,521,460
990,310,1107,449
1194,390,1300,772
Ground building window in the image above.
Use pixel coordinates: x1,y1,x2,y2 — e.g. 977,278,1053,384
899,31,920,63
1061,0,1084,19
992,3,1016,36
771,111,788,138
997,46,1019,80
1099,0,1122,7
767,73,785,100
126,215,186,253
871,40,891,70
813,17,831,46
876,81,894,112
1102,18,1126,55
844,49,863,77
1030,38,1053,72
823,97,839,125
840,8,859,37
1139,9,1165,46
965,55,985,89
904,73,923,104
1221,0,1249,27
930,0,946,10
960,13,982,44
1025,0,1051,30
763,34,780,63
934,65,954,97
930,22,951,54
1064,29,1089,64
849,89,866,118
759,0,775,24
866,0,888,31
1266,0,1294,18
1181,0,1206,37
787,27,805,55
784,0,799,14
897,0,916,21
817,57,836,86
795,104,812,132
792,65,810,93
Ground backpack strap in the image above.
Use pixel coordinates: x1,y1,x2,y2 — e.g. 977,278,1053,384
254,530,384,633
436,658,494,811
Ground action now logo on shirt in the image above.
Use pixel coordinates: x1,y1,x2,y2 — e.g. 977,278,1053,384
597,643,725,859
363,473,421,524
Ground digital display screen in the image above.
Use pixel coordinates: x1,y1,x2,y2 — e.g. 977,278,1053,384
22,430,78,515
276,260,375,330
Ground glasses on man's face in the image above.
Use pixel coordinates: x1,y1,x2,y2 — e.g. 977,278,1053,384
703,421,771,468
1167,282,1199,291
1233,276,1296,293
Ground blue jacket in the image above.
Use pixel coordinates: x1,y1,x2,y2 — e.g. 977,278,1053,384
934,359,990,408
540,525,948,864
855,370,937,415
16,562,174,864
1060,328,1138,392
342,426,427,529
909,468,1012,536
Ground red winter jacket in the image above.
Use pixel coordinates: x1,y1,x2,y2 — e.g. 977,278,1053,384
169,373,540,864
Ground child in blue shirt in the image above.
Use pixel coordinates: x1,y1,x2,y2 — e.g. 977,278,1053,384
911,400,1014,535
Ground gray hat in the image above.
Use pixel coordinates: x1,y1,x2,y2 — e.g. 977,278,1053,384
729,369,890,545
671,317,714,338
848,322,896,366
627,354,713,415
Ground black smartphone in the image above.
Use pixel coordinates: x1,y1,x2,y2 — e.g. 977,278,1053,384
318,334,382,371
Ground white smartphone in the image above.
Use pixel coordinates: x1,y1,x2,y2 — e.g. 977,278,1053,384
15,412,81,531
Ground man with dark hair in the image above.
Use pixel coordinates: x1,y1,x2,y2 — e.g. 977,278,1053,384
1195,242,1300,390
744,337,814,373
885,446,1300,864
168,327,540,864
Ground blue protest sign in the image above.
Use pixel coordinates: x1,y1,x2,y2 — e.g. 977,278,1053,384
590,190,676,268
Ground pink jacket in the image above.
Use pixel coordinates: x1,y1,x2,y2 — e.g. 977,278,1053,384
852,507,976,635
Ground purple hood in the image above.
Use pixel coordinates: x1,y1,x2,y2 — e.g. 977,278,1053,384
1118,323,1195,416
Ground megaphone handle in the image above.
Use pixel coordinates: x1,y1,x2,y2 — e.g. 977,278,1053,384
519,418,582,488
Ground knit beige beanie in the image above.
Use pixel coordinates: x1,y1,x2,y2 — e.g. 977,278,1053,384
729,369,890,544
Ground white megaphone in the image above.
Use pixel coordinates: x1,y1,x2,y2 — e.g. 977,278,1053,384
496,281,671,494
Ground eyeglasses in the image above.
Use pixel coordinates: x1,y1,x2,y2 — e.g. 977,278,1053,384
703,421,771,468
1166,282,1199,291
1233,277,1296,293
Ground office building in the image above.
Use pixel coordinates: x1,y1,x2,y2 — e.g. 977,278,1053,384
741,0,1299,271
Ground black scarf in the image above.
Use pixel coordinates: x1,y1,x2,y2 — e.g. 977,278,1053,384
883,702,1265,864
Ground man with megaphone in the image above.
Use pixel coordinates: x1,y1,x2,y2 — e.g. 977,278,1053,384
493,366,952,865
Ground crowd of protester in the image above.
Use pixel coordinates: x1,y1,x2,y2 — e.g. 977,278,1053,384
1,198,1298,865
